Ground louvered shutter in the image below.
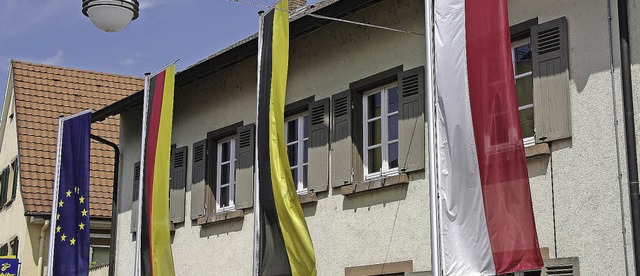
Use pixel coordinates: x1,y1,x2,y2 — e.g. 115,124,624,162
397,66,425,173
531,17,571,143
131,162,140,232
308,98,330,192
331,90,352,187
542,257,579,276
0,244,7,256
0,168,7,206
190,139,207,220
170,146,187,223
11,159,17,200
235,124,255,209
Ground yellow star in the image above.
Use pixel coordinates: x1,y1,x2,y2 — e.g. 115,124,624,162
70,238,76,246
66,190,71,197
61,234,66,241
79,222,85,230
58,200,64,207
56,213,60,220
81,208,87,217
56,226,61,233
79,196,85,204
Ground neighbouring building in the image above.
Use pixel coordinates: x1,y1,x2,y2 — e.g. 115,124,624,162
93,0,640,275
0,60,142,275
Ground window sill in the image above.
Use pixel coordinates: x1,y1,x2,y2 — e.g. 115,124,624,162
197,209,244,226
525,143,550,159
341,173,409,195
298,192,317,204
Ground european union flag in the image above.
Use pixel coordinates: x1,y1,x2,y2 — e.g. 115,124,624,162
51,112,91,276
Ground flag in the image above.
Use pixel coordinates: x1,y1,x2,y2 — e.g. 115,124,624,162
138,64,176,276
50,111,91,276
257,0,316,275
433,0,544,274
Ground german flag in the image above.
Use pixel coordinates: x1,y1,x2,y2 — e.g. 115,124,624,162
139,64,176,276
257,0,316,275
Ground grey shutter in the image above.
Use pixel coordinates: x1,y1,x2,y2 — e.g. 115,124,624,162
235,124,255,209
190,139,207,220
131,162,140,232
308,98,330,192
398,67,425,173
170,146,187,223
11,159,17,200
0,244,7,256
531,17,571,143
0,168,7,206
542,257,579,276
331,90,352,187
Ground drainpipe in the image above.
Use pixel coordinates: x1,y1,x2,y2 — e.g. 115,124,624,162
37,220,50,276
90,134,120,276
617,0,640,273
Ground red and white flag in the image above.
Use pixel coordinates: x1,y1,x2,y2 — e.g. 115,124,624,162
433,0,544,274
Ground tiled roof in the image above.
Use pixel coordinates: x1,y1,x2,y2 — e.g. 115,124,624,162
11,60,143,218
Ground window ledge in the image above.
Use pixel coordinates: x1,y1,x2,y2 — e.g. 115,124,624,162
197,209,244,226
525,143,550,158
298,192,317,204
341,173,409,195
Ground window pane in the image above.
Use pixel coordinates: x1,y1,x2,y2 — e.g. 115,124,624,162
519,108,535,138
220,186,229,207
221,164,230,184
303,140,308,163
287,120,298,142
389,142,398,169
221,141,231,162
368,93,381,118
388,86,398,113
303,165,308,190
388,114,398,141
368,120,382,145
91,247,111,266
303,115,309,138
514,44,532,75
516,75,534,107
291,168,298,187
288,144,298,167
368,147,382,173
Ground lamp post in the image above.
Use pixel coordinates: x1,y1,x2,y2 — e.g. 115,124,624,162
82,0,140,32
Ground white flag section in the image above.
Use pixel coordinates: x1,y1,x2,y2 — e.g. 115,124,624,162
433,0,544,275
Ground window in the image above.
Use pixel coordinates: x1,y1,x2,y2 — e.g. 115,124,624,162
90,245,110,266
285,114,309,194
9,237,18,256
512,39,535,147
0,243,7,256
362,83,399,179
216,138,236,212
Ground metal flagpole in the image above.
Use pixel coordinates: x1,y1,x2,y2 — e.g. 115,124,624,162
252,10,265,276
134,72,151,276
46,116,64,276
425,0,441,275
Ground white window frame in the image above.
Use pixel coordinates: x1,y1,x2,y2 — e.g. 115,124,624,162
89,244,110,264
362,83,399,180
512,38,536,147
216,137,236,213
285,113,309,194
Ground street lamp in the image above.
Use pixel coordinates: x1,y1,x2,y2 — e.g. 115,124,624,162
82,0,140,32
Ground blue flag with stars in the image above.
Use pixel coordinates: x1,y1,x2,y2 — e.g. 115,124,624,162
52,112,91,276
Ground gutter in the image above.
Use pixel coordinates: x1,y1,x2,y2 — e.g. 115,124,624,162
37,220,50,276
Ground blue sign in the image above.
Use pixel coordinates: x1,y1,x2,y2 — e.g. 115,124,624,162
0,258,19,276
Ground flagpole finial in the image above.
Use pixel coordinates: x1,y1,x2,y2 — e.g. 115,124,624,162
258,10,265,15
144,72,151,76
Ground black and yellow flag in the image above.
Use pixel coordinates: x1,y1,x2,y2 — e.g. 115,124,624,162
257,0,316,275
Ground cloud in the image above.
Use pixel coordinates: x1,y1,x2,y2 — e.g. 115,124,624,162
41,51,64,66
0,0,72,36
140,0,162,10
118,57,139,66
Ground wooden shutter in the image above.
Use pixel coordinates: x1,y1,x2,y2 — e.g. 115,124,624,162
542,257,579,276
531,17,571,143
398,66,425,173
308,98,330,192
235,124,255,209
0,167,7,206
170,146,187,224
131,162,140,232
190,139,207,220
10,159,17,200
331,90,352,187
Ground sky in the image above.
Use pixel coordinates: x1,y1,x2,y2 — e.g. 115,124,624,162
0,0,320,103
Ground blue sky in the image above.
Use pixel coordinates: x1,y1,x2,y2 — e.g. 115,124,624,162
0,0,319,103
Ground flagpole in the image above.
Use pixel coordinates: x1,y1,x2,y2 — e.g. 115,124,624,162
425,0,441,275
252,10,265,276
46,116,64,276
134,72,151,276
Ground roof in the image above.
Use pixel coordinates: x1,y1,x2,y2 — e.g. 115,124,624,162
10,60,143,218
92,0,382,122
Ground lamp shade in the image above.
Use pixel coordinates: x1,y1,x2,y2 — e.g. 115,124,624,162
82,0,140,32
